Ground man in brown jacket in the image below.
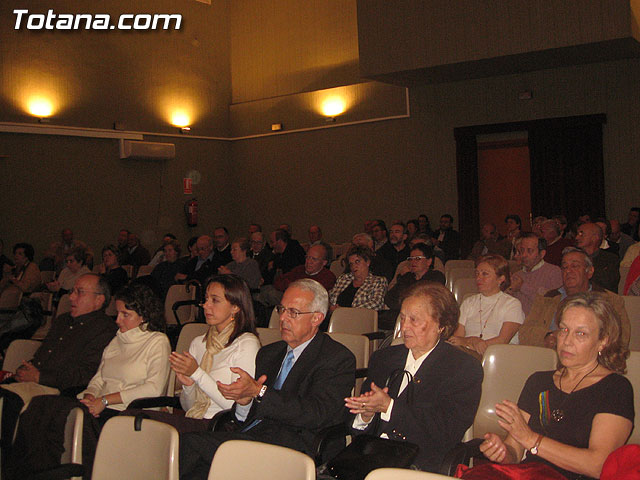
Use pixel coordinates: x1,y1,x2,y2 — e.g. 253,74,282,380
519,247,630,349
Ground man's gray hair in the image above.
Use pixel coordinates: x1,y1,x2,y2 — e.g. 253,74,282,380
289,278,329,316
562,247,594,270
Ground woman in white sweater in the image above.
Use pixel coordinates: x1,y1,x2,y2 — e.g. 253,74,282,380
448,254,525,355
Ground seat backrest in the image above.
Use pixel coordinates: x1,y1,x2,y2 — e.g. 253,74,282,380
328,307,377,335
40,270,56,284
170,323,209,394
208,439,315,480
164,284,197,326
92,416,179,480
0,287,22,310
29,292,54,340
257,327,282,346
330,259,345,278
619,266,631,294
444,259,475,276
268,307,280,328
365,468,455,479
474,344,558,439
3,339,41,372
623,296,640,352
56,294,72,318
327,332,370,369
136,265,155,278
451,278,478,304
624,351,640,444
61,407,84,468
445,267,475,290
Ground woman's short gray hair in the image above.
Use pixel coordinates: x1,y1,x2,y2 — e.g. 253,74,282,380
289,278,329,316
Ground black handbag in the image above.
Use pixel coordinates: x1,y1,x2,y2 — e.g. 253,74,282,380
325,369,420,480
326,434,419,480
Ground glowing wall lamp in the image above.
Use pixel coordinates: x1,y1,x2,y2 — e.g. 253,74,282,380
170,110,192,133
321,96,346,122
27,96,54,122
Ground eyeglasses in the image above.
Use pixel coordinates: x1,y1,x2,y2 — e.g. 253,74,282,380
407,256,427,261
70,288,101,296
275,304,316,319
305,255,322,262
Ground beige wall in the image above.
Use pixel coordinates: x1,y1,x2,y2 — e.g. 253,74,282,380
1,1,639,262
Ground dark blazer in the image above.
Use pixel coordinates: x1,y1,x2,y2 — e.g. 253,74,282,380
432,229,461,261
352,341,483,472
240,332,356,455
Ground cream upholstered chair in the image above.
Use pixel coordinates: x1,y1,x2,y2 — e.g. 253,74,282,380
445,267,475,291
267,307,280,328
327,332,370,394
136,264,155,277
625,351,640,444
451,278,478,305
444,259,474,276
257,327,282,346
328,307,377,335
55,293,72,318
164,284,198,327
622,296,640,352
121,264,134,278
2,339,41,372
208,439,315,480
61,407,84,480
91,416,179,480
365,468,456,479
619,266,630,294
330,259,345,278
0,287,22,312
29,292,54,340
472,344,558,440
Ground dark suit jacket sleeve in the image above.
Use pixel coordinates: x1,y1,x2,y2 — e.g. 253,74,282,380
253,335,356,430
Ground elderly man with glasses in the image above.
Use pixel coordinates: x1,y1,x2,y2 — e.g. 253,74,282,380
0,273,116,463
179,279,356,480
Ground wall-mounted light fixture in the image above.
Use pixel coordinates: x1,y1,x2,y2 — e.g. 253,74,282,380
321,96,346,121
27,96,54,122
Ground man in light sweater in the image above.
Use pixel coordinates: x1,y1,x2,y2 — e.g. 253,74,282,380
506,233,562,316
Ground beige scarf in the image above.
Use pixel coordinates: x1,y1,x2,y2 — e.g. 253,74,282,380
185,320,234,418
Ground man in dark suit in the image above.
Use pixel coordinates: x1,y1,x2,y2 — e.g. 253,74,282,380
176,235,217,285
432,213,461,262
179,279,356,479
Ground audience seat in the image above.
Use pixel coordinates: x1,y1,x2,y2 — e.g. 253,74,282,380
444,260,474,277
40,271,55,284
267,307,279,329
164,284,199,328
365,468,455,479
451,278,478,304
121,265,134,278
622,296,640,351
28,292,54,340
208,439,315,480
0,288,22,314
619,266,630,294
136,265,154,277
2,339,41,372
330,259,345,278
56,294,72,318
257,327,282,346
445,267,475,291
328,307,378,336
327,331,370,394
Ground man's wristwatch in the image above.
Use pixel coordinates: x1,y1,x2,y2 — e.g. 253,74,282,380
254,385,267,403
530,434,544,455
101,396,109,407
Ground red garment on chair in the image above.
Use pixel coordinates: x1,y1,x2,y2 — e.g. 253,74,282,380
600,444,640,480
455,462,568,480
623,255,640,295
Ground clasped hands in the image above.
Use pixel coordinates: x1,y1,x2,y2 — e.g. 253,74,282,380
479,400,537,464
15,361,40,383
79,394,105,417
217,367,267,406
344,382,391,423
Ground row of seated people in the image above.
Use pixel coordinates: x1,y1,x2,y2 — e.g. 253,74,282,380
0,222,637,359
1,272,634,479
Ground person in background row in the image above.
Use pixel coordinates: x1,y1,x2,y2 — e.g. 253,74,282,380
219,238,262,290
449,255,525,355
121,232,151,270
0,243,41,296
432,214,460,262
148,233,178,269
468,223,510,261
46,247,91,300
151,239,184,298
99,244,129,295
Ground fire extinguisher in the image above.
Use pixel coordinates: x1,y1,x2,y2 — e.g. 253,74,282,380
184,198,198,227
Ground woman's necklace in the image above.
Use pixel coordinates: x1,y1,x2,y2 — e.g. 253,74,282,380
478,295,500,338
552,363,599,422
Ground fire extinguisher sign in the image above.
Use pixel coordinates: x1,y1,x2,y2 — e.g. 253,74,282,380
183,178,193,194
